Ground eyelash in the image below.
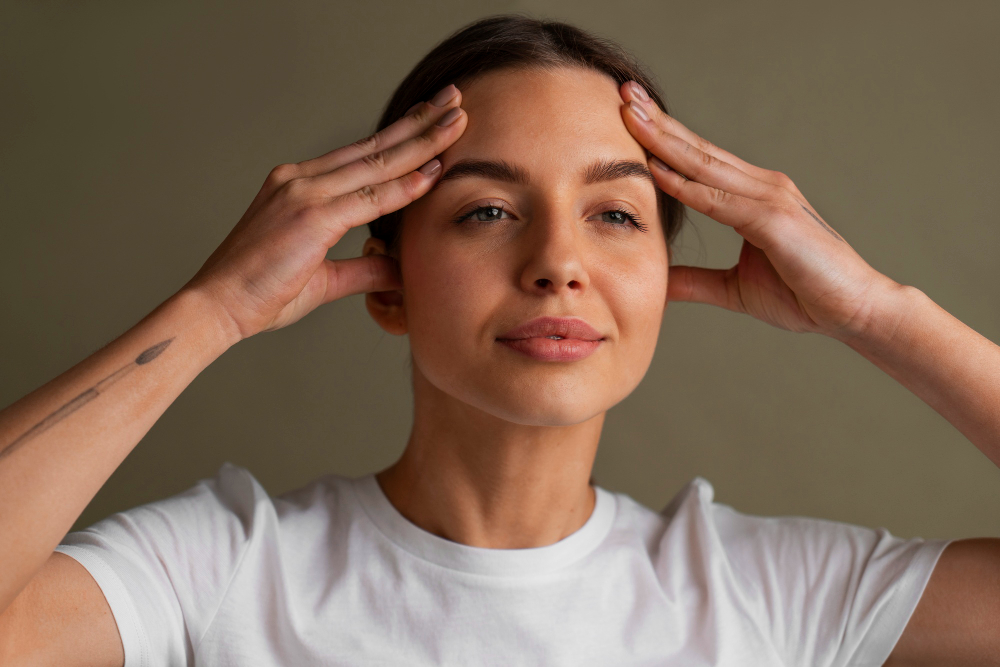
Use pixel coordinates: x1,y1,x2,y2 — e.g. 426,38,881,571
452,203,648,233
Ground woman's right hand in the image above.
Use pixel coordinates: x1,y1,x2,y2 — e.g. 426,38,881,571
183,84,466,344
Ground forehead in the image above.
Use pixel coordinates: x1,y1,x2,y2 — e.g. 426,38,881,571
438,66,647,174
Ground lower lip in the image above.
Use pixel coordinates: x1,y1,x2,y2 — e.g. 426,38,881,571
497,337,603,361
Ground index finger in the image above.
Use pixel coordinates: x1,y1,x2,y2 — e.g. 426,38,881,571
619,81,789,190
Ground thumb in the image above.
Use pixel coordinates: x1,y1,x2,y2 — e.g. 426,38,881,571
668,264,742,313
320,255,402,305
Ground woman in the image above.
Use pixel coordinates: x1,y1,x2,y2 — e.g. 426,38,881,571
1,13,998,666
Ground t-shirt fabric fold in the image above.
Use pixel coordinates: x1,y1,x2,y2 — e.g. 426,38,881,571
56,462,951,666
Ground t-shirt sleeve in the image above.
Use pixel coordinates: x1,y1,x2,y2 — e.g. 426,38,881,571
54,462,268,667
710,495,952,667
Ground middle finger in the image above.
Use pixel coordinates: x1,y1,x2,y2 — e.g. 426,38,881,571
624,100,777,201
620,81,790,190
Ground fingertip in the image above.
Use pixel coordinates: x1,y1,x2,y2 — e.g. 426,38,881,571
418,158,441,176
649,155,672,173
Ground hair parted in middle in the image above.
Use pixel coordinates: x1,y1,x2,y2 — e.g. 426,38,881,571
366,13,686,257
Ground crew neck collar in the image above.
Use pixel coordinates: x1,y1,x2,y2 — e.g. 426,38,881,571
351,473,616,577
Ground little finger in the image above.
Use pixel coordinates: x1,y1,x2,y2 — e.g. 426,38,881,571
310,105,465,198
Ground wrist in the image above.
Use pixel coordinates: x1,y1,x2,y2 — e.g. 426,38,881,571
168,286,244,353
838,279,927,357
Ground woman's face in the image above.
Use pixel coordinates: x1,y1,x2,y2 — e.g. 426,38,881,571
381,66,669,426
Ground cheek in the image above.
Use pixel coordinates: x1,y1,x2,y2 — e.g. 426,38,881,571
603,249,668,387
403,248,499,347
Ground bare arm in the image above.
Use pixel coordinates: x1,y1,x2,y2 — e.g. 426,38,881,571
0,287,235,617
616,80,1000,666
842,285,1000,667
0,88,466,664
843,284,1000,466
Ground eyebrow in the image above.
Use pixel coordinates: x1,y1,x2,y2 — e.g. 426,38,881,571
431,157,656,190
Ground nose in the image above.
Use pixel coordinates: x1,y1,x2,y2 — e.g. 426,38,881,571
518,208,591,295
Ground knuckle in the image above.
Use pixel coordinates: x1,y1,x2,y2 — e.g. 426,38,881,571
697,149,717,170
697,135,717,154
772,170,797,189
265,162,298,187
700,187,730,218
354,184,384,217
399,172,420,199
414,131,437,149
770,184,797,205
281,175,313,200
409,103,433,123
361,150,387,171
352,132,383,155
707,187,730,206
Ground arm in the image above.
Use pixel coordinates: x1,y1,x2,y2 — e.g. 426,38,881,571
0,88,466,664
845,285,1000,667
616,80,1000,666
0,287,234,617
844,283,1000,466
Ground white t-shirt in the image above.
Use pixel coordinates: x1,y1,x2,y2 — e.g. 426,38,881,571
56,462,950,667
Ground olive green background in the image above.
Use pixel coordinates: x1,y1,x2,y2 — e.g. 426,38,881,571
1,1,997,539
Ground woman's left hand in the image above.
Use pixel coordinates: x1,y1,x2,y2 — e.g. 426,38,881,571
619,80,903,343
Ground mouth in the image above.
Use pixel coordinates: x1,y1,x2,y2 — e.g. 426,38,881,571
496,316,605,342
496,335,603,362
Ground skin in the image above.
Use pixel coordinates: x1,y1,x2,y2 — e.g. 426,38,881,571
3,58,997,665
364,67,669,549
360,66,1000,663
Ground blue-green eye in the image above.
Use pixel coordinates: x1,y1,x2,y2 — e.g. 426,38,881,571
455,205,511,224
599,208,647,232
452,203,647,232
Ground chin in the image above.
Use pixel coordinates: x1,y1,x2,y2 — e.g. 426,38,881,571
458,374,623,426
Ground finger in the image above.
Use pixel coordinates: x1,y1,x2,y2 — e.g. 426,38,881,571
667,265,744,312
648,155,783,246
321,254,402,304
297,84,462,177
322,157,443,239
620,81,791,190
309,104,466,198
624,101,779,202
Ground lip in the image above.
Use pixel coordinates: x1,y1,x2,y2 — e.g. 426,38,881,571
497,316,604,342
496,316,605,362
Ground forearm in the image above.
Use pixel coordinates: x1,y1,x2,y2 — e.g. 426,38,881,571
844,283,1000,467
0,287,237,615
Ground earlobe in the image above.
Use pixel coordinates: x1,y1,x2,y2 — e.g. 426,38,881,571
362,237,408,336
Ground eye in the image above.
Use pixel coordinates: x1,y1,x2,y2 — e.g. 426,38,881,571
452,204,512,225
595,207,648,233
451,203,648,233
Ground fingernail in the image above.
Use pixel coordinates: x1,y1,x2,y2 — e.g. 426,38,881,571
629,100,650,122
629,81,650,102
649,155,671,172
430,84,458,107
435,107,463,127
404,102,422,117
418,158,441,176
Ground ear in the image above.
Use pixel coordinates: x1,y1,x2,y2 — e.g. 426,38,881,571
362,236,408,336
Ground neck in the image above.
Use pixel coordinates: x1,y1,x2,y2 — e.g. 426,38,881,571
375,365,603,549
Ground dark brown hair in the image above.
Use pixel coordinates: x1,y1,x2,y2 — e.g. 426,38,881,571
367,13,685,255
